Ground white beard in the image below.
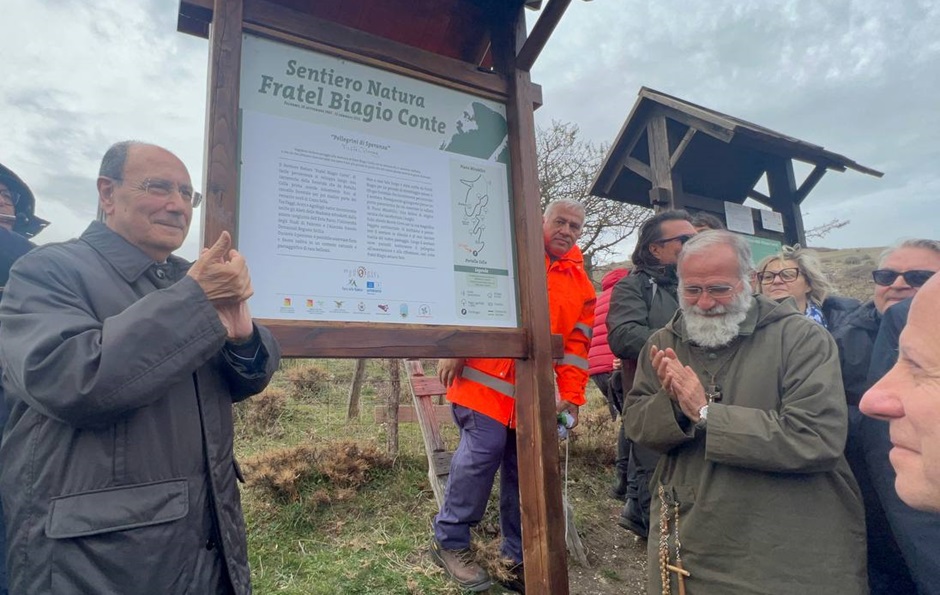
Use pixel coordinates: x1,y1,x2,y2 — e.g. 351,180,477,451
680,290,753,348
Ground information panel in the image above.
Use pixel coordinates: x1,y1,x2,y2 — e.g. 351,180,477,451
237,34,518,327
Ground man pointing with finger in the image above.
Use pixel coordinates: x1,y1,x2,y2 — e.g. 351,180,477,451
0,141,280,594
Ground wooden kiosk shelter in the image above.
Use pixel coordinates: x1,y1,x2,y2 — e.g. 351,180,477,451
177,0,587,591
591,87,883,246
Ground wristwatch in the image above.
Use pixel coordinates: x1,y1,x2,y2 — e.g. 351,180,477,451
695,404,708,429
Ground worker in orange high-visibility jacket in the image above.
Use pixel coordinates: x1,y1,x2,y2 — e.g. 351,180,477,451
429,199,596,593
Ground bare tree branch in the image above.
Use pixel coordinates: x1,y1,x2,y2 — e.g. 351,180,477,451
805,218,850,240
537,120,651,275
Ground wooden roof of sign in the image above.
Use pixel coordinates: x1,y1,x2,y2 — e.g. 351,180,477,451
591,87,883,211
179,0,550,69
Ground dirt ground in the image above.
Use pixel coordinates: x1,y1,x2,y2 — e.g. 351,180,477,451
567,504,648,595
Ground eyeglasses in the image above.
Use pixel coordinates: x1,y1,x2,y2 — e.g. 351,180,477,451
109,177,203,208
757,268,801,285
681,282,741,299
0,188,19,208
655,234,695,246
872,269,935,288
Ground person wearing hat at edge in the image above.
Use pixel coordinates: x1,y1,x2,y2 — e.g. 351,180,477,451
0,162,50,595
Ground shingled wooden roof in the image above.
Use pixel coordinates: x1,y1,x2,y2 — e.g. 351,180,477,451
178,0,546,67
591,87,883,208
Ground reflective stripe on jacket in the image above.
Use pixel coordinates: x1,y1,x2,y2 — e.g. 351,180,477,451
447,245,596,426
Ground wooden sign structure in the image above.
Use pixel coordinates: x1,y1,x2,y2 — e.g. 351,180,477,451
591,87,883,251
177,0,581,592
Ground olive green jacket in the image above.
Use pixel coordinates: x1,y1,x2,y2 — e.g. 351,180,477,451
624,294,867,595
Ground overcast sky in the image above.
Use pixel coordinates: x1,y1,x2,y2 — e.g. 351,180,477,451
2,0,937,261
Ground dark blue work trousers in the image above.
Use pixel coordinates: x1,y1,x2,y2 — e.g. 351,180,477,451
433,404,521,564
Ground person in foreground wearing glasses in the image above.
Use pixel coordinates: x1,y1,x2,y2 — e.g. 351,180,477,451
606,209,697,539
0,141,281,594
756,244,859,330
623,230,867,595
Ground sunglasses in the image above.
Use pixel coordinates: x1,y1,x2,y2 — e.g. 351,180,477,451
871,269,935,288
655,234,695,246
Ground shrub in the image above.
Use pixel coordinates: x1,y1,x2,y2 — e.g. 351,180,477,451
241,445,318,502
239,387,288,437
566,408,617,467
240,441,391,505
286,363,333,399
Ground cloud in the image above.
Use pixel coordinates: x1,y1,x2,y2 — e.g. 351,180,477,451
530,0,940,252
1,0,936,261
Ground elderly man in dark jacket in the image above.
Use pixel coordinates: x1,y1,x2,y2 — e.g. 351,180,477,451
0,141,280,594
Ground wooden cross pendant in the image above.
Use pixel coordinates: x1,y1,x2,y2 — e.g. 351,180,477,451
666,561,690,595
706,383,722,402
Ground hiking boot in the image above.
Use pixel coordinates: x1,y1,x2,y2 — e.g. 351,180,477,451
609,475,628,502
617,499,649,540
499,562,525,594
429,539,492,592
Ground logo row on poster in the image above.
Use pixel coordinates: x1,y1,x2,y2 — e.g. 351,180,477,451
278,297,432,319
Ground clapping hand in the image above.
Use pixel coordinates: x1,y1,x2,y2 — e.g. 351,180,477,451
650,345,707,421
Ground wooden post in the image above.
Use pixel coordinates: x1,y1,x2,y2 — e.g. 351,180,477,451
203,0,243,248
405,360,452,508
765,158,807,246
491,6,569,594
647,113,679,211
346,359,367,419
386,358,401,457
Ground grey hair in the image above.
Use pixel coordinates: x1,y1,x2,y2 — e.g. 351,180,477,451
879,238,940,267
678,230,754,284
99,140,145,180
757,244,833,305
543,198,586,221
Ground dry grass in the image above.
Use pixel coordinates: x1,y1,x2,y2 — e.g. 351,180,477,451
240,440,391,506
285,362,334,399
236,387,289,437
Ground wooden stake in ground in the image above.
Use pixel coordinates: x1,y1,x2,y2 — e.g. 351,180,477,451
386,358,401,457
346,359,367,419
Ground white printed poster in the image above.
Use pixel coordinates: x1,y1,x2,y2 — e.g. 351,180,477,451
724,201,755,235
237,34,518,327
759,208,785,233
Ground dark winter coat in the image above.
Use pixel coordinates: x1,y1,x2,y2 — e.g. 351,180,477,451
606,265,680,361
0,221,280,594
831,300,880,406
587,268,628,376
624,295,867,595
821,295,861,335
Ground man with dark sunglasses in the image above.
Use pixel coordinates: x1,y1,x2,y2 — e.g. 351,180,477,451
606,209,696,538
831,238,940,595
